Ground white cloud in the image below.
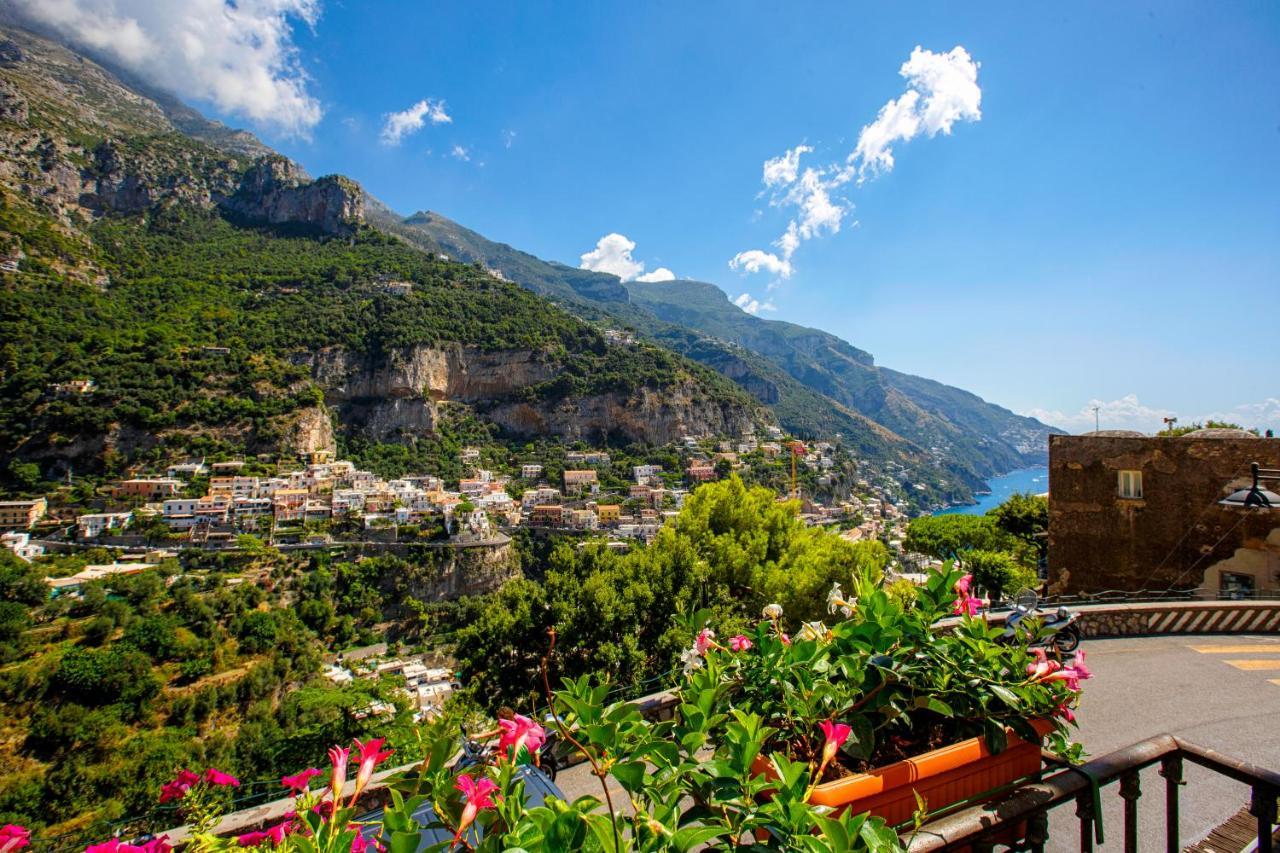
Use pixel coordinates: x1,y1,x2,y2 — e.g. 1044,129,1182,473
12,0,324,136
1024,395,1280,435
729,249,792,279
762,144,812,187
502,129,517,148
380,98,451,146
730,46,980,279
733,292,776,315
635,267,676,283
851,45,981,179
580,233,646,280
450,145,470,161
579,234,673,281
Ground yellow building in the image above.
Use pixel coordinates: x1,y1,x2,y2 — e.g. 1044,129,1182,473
595,503,622,524
0,498,47,530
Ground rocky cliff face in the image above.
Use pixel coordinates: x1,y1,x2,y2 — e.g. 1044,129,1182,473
301,343,753,444
225,156,363,237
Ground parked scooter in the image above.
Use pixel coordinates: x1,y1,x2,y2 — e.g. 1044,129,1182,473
457,723,562,782
999,589,1081,653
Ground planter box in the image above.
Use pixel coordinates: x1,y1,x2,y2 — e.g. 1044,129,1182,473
752,718,1054,827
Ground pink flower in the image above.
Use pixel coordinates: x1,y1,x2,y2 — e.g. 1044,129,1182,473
955,573,973,596
818,719,853,764
327,745,350,815
497,714,546,761
348,738,394,805
1054,701,1076,723
281,768,322,793
694,627,716,655
452,775,499,843
728,635,753,652
203,768,240,788
953,594,984,617
350,835,384,853
85,842,144,853
236,832,268,848
0,825,30,853
158,769,200,803
1026,648,1051,680
139,838,170,853
780,633,791,646
1071,649,1092,681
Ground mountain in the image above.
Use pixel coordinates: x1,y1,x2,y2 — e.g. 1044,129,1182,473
382,210,1060,501
0,24,763,481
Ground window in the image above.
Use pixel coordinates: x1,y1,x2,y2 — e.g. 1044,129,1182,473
1118,470,1143,499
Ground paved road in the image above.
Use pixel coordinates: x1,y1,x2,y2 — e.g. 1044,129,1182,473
555,634,1280,850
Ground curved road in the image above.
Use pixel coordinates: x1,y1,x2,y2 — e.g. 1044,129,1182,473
556,633,1280,851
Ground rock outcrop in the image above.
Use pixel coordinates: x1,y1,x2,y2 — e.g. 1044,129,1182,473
225,156,364,237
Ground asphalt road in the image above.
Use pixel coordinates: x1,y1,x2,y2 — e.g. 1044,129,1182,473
555,634,1280,851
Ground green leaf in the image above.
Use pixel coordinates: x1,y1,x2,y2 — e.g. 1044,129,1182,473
983,719,1008,754
990,684,1021,708
671,825,729,851
611,760,646,793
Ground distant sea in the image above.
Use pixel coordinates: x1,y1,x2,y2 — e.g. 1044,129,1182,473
934,466,1049,516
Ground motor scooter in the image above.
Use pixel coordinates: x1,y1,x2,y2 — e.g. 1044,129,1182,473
999,589,1081,653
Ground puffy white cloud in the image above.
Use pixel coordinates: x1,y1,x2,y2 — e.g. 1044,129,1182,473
851,45,981,179
733,292,776,315
579,234,673,281
12,0,324,136
762,145,812,187
580,233,646,280
1024,395,1280,435
729,250,792,279
450,144,470,161
635,267,676,283
380,98,451,146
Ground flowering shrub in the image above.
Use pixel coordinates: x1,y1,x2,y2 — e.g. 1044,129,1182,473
679,565,1088,776
68,565,1086,852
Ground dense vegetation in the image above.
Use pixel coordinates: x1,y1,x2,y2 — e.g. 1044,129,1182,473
447,476,891,708
904,492,1047,598
0,207,753,485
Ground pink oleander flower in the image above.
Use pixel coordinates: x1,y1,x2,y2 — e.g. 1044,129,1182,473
0,825,30,853
281,767,322,793
452,774,500,844
818,719,853,765
1071,649,1091,681
694,627,716,655
159,769,201,803
728,634,753,652
327,745,350,814
236,832,268,848
955,573,973,596
139,838,171,853
953,593,984,617
348,738,394,805
1054,701,1076,724
497,714,546,761
203,768,241,788
1026,648,1051,680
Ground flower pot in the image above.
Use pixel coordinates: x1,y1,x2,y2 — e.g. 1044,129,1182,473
752,718,1054,828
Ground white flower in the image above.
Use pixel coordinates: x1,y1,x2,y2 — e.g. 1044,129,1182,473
762,603,784,621
797,621,828,642
826,582,856,618
679,644,704,675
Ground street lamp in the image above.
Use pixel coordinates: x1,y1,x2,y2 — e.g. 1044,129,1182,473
1219,462,1280,510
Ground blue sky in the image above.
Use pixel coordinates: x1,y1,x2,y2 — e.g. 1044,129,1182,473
22,1,1280,433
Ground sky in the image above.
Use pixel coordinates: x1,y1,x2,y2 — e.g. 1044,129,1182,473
16,1,1280,434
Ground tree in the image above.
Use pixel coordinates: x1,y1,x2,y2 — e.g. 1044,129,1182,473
0,553,47,606
987,492,1048,563
903,514,1012,560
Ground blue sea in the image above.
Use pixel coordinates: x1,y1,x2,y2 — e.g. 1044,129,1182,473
935,466,1048,516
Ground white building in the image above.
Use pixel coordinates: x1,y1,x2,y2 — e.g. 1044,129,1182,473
521,464,543,480
77,511,133,539
1,531,43,561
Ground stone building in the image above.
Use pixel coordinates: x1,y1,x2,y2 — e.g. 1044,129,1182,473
1048,429,1280,595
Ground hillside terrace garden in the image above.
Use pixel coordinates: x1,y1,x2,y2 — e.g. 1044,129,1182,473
56,564,1090,852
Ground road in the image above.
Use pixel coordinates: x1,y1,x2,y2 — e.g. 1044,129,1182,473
555,634,1280,851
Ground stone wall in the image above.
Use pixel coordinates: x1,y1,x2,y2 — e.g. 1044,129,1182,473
1047,432,1280,594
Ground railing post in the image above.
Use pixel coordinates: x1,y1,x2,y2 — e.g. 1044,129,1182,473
1251,783,1277,853
1026,810,1049,853
1120,770,1142,853
1076,791,1095,853
1160,754,1183,853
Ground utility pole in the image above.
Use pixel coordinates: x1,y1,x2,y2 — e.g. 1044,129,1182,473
1092,406,1100,434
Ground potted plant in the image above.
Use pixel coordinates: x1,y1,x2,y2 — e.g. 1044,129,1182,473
677,565,1089,828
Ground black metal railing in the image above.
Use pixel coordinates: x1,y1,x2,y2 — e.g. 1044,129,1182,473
906,734,1280,852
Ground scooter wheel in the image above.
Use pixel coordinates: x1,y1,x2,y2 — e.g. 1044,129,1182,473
1054,625,1080,653
542,755,558,782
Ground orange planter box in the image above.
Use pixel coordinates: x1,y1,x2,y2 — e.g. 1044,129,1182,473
752,718,1054,827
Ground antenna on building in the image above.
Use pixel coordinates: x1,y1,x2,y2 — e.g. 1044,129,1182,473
1162,416,1178,434
1091,406,1100,434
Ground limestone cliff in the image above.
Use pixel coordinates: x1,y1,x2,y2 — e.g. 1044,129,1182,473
300,343,756,445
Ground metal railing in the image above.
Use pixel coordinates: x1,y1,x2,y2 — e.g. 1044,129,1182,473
907,735,1280,852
